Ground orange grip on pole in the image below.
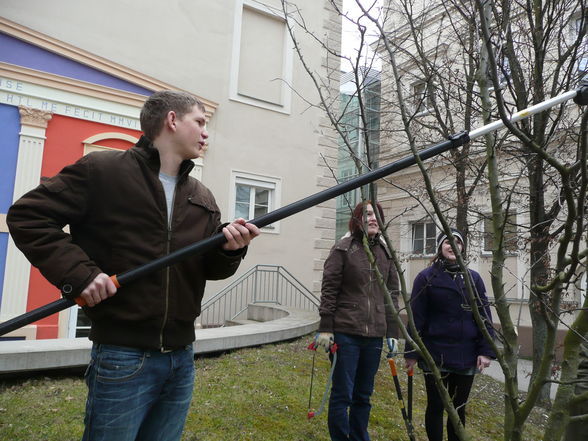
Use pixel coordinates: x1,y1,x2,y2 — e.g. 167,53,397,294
73,296,87,307
408,367,414,376
72,274,119,307
388,358,398,376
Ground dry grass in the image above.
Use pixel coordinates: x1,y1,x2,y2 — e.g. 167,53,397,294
0,335,547,440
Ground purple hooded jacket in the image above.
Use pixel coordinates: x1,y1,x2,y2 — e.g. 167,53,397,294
404,261,496,370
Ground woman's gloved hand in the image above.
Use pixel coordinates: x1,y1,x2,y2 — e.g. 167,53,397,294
314,332,334,352
386,337,398,355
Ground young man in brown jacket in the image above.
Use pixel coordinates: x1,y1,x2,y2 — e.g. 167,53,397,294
7,90,259,441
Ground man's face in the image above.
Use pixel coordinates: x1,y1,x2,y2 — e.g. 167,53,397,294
173,105,209,160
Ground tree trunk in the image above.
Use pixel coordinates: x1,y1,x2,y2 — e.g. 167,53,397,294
527,154,554,406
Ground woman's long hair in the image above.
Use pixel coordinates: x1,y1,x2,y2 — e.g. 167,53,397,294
348,200,385,236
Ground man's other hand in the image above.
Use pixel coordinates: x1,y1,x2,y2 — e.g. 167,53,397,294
222,218,260,251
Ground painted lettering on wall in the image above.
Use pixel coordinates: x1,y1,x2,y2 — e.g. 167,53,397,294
0,78,24,91
0,77,140,130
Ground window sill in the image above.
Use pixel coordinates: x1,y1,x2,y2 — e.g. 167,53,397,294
408,253,435,260
414,108,432,117
480,251,519,258
261,225,280,235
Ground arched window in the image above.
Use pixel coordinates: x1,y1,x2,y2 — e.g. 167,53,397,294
82,132,139,154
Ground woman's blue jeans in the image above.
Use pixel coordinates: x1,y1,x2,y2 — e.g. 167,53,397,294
82,343,195,441
328,332,383,441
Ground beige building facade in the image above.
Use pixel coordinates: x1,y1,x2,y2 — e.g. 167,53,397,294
0,0,342,339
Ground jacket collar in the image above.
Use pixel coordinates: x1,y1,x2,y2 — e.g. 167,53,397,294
134,135,195,180
340,232,392,259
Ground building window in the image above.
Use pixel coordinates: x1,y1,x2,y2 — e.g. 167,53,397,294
496,53,511,85
236,184,270,219
575,17,587,78
75,307,91,337
580,272,586,309
483,212,518,253
231,172,281,232
412,222,436,254
485,37,511,89
412,81,433,114
335,156,362,239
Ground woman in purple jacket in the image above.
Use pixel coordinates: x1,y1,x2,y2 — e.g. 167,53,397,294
404,228,495,441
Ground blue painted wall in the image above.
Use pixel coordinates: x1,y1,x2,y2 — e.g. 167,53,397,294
0,103,20,304
0,32,153,96
0,103,20,211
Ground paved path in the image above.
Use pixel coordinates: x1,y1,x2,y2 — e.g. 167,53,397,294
482,358,558,399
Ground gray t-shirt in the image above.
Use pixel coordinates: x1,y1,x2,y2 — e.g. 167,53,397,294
159,172,178,226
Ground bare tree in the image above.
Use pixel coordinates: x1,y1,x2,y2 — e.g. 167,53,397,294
280,0,587,439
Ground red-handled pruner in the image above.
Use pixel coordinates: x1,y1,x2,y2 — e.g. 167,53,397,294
307,340,338,420
387,354,416,441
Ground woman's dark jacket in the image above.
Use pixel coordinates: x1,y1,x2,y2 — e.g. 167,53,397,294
7,136,245,350
318,234,400,339
404,261,496,370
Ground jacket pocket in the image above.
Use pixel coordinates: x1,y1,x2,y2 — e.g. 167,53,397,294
187,195,220,215
334,301,361,330
338,301,359,310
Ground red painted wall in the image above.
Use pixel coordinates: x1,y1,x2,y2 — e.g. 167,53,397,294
28,115,141,338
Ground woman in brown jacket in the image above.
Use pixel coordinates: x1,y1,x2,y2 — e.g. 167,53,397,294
315,201,399,441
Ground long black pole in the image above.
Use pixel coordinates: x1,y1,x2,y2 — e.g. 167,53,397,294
1,84,585,337
115,132,470,286
0,132,469,337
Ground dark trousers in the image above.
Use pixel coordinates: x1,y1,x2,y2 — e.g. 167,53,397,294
423,371,475,441
328,332,383,441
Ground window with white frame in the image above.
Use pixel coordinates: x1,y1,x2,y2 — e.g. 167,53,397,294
72,309,92,338
483,212,518,253
496,53,511,85
580,272,586,308
231,172,281,232
411,221,436,254
486,39,511,88
412,81,433,114
576,17,587,77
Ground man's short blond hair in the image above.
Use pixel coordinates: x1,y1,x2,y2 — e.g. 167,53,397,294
140,90,205,140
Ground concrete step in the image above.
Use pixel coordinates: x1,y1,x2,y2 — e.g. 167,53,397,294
224,319,262,327
0,304,320,373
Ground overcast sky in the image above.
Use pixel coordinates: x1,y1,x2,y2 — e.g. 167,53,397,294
340,0,382,72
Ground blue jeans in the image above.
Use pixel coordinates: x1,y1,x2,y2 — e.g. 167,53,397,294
82,343,195,441
328,333,383,441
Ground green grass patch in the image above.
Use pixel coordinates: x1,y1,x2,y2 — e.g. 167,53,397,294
0,335,547,440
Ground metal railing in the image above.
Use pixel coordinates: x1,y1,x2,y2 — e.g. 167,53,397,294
197,265,319,328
